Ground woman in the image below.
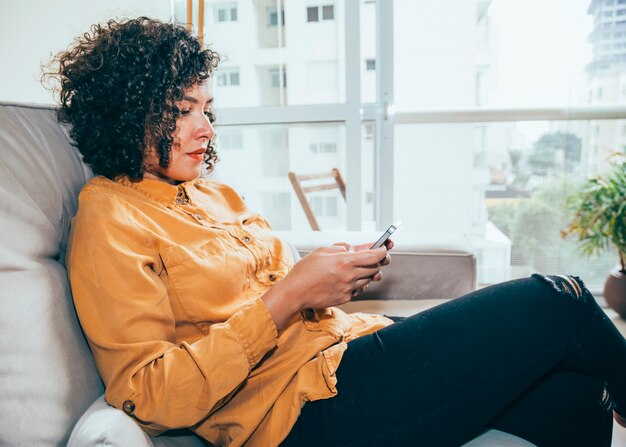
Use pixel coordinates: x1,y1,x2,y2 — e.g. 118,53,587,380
46,17,626,447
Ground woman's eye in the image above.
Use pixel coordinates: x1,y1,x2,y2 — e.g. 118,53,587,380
204,111,216,122
180,109,191,115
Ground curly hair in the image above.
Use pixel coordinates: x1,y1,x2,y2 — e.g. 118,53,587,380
43,17,220,180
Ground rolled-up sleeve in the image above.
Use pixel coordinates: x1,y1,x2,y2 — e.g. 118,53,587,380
67,192,278,433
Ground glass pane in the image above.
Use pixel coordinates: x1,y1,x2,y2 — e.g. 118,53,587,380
211,123,348,231
229,71,240,85
322,5,335,20
393,0,594,109
171,0,346,107
307,6,319,22
394,119,623,291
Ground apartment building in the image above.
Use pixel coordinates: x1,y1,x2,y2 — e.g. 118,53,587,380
586,0,626,174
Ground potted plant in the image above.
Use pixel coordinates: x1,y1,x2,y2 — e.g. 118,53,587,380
562,153,626,316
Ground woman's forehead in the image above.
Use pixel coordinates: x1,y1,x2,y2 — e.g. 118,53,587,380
183,81,213,97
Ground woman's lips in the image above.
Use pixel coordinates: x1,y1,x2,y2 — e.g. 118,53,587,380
187,149,206,161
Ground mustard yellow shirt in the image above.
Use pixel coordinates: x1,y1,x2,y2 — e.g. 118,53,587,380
67,176,392,446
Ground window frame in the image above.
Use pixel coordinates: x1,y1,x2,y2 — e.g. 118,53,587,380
267,6,286,27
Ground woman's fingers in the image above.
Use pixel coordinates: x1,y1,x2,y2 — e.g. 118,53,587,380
347,246,388,266
353,238,394,252
381,253,391,266
332,242,353,252
353,265,382,279
350,278,375,296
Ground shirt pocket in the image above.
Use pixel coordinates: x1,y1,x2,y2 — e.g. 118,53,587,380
160,239,253,325
301,307,345,339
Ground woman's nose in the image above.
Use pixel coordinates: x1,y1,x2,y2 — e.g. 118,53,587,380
194,117,214,140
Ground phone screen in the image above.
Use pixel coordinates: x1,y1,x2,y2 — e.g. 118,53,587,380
370,221,402,249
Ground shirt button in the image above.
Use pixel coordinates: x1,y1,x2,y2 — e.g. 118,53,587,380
243,236,250,243
122,400,136,415
268,273,277,281
304,309,315,320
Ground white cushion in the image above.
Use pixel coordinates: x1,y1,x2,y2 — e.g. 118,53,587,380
0,103,102,445
68,395,205,447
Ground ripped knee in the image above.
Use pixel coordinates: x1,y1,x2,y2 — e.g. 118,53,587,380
600,384,614,413
531,273,590,303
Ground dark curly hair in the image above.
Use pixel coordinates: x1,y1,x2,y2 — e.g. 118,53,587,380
43,17,220,180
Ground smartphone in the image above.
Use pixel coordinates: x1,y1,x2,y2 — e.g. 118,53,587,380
370,221,402,249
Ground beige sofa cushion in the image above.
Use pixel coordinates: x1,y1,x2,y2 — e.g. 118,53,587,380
0,103,103,445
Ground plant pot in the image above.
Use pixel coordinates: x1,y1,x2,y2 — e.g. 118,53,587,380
604,266,626,318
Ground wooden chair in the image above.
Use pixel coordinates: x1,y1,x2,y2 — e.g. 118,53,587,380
288,168,346,231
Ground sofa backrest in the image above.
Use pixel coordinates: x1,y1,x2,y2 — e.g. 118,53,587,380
0,102,103,446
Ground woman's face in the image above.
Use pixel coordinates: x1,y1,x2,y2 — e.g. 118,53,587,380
144,81,215,183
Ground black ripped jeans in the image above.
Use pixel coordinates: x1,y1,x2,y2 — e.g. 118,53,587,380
281,275,626,447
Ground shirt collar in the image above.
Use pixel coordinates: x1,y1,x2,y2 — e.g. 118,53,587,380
117,176,202,205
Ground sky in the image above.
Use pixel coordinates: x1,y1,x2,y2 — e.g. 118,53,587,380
489,0,594,107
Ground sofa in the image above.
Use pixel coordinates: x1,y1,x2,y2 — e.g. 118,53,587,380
0,101,536,446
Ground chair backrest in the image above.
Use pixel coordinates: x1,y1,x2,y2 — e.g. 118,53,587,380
288,168,346,231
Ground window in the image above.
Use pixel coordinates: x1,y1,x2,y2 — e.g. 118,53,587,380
307,6,319,22
167,0,626,290
269,68,287,88
218,130,243,150
604,11,614,17
267,7,285,26
261,129,289,177
322,5,334,20
618,9,626,15
321,143,337,153
261,192,291,230
307,4,335,22
310,196,338,217
217,68,240,87
309,142,337,153
214,4,238,23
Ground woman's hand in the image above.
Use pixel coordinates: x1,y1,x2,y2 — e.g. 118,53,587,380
261,245,389,330
333,239,393,284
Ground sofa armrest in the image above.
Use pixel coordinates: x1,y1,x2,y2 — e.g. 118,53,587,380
274,230,476,301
